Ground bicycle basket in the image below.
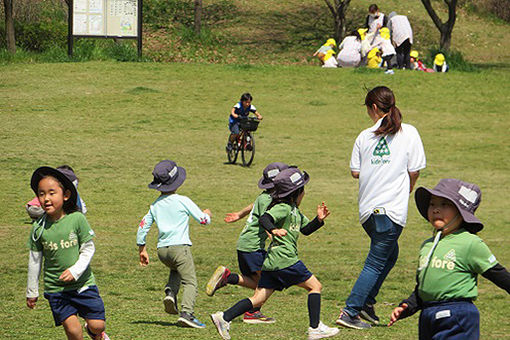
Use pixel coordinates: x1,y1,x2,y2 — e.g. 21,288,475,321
240,119,259,131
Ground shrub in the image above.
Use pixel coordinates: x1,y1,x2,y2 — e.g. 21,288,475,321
427,48,479,72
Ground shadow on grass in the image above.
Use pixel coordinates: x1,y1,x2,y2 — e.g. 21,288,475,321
130,320,179,327
472,62,510,70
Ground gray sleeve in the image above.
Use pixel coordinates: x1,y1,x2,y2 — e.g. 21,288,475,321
68,240,95,280
27,250,43,298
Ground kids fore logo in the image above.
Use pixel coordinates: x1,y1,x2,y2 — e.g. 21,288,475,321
371,137,391,165
429,249,456,271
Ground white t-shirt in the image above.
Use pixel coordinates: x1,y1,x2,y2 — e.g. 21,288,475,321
367,13,386,33
388,15,413,46
373,36,396,57
337,36,362,67
350,118,426,226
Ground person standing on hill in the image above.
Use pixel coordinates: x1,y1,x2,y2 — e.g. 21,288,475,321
336,86,426,330
365,4,388,33
388,12,413,69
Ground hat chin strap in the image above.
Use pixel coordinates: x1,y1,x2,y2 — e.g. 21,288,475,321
438,213,460,235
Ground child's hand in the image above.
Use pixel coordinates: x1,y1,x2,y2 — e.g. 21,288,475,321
388,303,408,326
224,212,240,223
59,269,75,282
272,229,287,237
139,250,149,267
317,202,330,222
203,209,212,217
26,297,38,309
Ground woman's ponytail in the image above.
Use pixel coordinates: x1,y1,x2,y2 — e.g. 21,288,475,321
365,86,402,136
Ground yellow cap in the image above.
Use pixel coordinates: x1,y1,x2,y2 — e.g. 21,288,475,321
434,53,445,66
357,28,368,40
367,47,380,59
410,50,419,59
325,38,336,47
379,27,390,40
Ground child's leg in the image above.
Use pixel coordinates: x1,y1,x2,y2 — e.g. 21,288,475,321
167,269,181,296
298,275,322,329
62,315,83,340
223,287,274,322
158,247,182,296
84,319,106,340
173,246,198,314
237,270,260,289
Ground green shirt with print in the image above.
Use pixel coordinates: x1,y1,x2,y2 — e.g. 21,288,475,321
417,228,498,302
236,192,272,252
27,212,96,293
262,203,310,271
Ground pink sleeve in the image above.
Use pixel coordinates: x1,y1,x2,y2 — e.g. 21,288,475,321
27,197,41,207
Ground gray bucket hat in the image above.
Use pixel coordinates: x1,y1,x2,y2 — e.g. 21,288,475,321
415,178,483,233
148,160,186,192
31,166,78,211
272,168,310,198
258,162,290,189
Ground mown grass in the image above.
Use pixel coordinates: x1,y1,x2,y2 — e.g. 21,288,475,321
0,62,509,339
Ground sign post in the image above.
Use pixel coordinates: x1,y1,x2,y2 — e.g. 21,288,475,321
68,0,142,59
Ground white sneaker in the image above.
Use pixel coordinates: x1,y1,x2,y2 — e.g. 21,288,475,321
308,321,340,339
210,312,231,340
385,69,395,74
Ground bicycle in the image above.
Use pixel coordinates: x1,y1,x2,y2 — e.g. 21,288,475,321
226,117,259,167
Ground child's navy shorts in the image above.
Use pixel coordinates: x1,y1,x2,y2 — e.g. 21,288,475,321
258,260,313,291
44,285,106,326
419,300,479,340
237,249,267,276
229,122,240,134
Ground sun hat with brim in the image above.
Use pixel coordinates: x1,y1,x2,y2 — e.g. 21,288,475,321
31,166,78,210
258,162,290,189
415,178,483,233
272,168,310,199
148,160,186,192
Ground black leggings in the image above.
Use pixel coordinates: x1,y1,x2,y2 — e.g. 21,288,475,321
395,39,411,69
382,55,394,70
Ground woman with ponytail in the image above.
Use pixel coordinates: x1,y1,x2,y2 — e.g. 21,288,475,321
336,86,426,330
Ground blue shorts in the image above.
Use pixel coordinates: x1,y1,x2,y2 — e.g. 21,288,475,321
258,261,313,291
229,122,240,134
419,300,479,340
44,285,105,326
237,249,267,277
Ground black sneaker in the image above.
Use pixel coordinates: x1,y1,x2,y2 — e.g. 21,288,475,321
335,310,371,329
163,288,178,315
177,312,206,328
360,304,379,325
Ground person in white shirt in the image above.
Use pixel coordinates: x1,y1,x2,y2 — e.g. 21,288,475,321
372,27,396,74
388,12,413,69
337,31,362,67
364,4,388,33
336,86,426,330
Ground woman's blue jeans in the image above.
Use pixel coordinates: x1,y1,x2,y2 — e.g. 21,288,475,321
344,214,403,317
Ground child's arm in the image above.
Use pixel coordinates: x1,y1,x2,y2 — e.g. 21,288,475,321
224,203,254,223
253,110,263,120
259,213,287,237
300,202,330,235
482,263,510,294
181,196,211,225
136,210,155,266
230,107,239,119
26,250,42,308
60,240,95,282
139,245,149,266
408,171,420,193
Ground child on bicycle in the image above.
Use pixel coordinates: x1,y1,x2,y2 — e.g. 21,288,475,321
227,93,262,151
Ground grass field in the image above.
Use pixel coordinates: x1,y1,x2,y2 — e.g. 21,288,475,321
1,62,509,339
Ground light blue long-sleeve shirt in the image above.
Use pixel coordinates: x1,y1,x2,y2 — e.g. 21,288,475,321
136,194,211,248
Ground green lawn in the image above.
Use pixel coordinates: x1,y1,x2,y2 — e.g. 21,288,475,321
0,62,509,339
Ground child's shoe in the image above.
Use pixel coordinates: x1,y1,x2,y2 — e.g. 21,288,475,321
206,266,230,296
308,321,340,339
243,310,276,324
335,310,371,329
84,323,110,340
211,312,231,340
384,69,395,74
177,311,206,328
163,288,178,315
360,304,379,325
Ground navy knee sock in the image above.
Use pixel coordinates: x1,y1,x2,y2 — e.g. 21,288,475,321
223,298,253,322
308,293,321,328
227,273,239,285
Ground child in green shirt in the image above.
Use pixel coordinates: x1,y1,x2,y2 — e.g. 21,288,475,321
388,179,510,339
211,168,339,340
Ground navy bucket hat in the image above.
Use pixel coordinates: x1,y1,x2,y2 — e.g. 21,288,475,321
31,166,79,211
258,162,290,189
272,168,310,198
148,160,187,192
415,178,483,233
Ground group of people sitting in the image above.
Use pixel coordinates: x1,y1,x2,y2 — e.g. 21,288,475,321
313,4,449,73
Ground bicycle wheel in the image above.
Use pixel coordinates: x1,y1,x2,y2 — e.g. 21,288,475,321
241,131,255,166
227,134,239,164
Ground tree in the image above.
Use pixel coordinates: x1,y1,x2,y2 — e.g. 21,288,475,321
194,0,202,35
323,0,351,43
3,0,16,53
421,0,457,51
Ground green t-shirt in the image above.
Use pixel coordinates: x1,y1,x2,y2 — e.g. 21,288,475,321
236,192,272,252
27,212,96,293
417,228,498,302
262,203,310,271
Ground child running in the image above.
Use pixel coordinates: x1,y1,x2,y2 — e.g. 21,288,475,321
211,168,339,340
206,162,290,324
137,160,211,328
227,93,263,151
26,166,109,340
388,178,510,339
